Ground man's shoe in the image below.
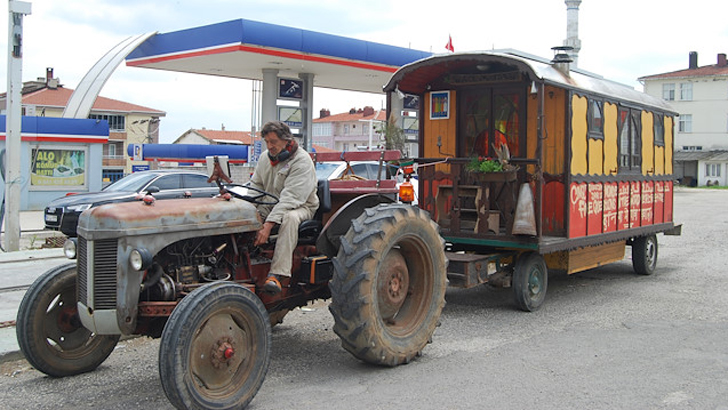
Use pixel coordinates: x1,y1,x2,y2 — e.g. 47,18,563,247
263,275,283,295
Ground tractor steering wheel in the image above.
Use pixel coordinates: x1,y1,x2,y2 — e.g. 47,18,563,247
223,183,279,205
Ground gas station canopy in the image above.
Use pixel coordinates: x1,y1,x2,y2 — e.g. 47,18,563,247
126,19,432,94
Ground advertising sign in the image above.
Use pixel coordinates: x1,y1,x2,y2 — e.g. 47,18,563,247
31,147,87,188
279,106,303,127
279,78,303,100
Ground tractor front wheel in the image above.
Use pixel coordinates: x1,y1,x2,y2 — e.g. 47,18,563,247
159,282,271,410
16,263,120,377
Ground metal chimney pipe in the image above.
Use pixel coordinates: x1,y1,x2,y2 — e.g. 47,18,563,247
689,51,698,69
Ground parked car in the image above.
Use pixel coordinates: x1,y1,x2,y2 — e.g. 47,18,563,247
44,169,220,237
315,161,418,203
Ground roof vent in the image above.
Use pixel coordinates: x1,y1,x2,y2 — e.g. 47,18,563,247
551,46,574,75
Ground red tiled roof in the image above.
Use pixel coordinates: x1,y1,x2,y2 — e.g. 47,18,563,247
314,108,386,123
640,64,728,80
312,144,337,153
20,86,165,115
192,129,254,145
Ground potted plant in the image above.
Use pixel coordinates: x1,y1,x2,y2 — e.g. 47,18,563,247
465,143,517,182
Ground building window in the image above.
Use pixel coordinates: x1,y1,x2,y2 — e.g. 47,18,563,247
680,83,693,101
682,146,703,151
653,114,665,146
103,169,125,184
706,163,721,177
678,114,692,132
108,144,116,157
89,114,125,132
662,83,675,100
588,99,604,139
343,124,350,135
618,108,641,172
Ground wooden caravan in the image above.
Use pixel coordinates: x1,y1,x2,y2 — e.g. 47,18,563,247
384,50,680,311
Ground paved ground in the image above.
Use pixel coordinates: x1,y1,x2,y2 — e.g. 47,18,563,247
2,188,728,410
0,210,66,361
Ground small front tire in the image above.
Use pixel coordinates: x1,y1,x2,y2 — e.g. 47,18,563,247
159,282,271,410
16,263,120,377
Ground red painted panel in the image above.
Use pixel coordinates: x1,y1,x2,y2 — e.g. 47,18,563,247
569,182,588,238
587,183,603,236
653,181,665,224
618,182,630,231
630,182,642,228
664,181,673,223
542,181,565,235
641,181,654,226
603,183,618,233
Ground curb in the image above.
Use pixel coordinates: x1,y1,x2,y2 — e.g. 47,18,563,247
0,248,66,264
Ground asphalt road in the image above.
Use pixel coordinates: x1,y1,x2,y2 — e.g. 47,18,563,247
1,187,727,410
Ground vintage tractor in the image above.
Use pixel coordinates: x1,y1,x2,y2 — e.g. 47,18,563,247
16,151,448,410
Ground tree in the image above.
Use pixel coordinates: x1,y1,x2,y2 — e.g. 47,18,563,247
382,113,405,155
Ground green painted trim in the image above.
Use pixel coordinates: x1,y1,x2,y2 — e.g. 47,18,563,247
444,236,539,250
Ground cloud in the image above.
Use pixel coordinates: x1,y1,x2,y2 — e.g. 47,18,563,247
2,0,727,143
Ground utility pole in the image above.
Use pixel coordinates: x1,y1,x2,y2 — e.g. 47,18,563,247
4,1,31,251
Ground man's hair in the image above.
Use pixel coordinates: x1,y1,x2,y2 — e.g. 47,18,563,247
262,121,294,142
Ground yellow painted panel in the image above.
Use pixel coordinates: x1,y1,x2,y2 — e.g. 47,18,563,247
571,95,588,175
665,116,674,174
544,87,566,175
603,103,618,175
423,91,457,158
588,138,603,175
655,146,665,175
641,111,654,175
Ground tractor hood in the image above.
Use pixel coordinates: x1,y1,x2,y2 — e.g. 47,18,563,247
77,196,261,240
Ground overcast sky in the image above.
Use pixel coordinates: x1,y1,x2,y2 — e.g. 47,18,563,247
2,0,726,143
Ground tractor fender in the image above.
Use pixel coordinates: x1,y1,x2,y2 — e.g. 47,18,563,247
316,193,395,257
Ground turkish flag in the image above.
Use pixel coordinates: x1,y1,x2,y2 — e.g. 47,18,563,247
445,35,454,52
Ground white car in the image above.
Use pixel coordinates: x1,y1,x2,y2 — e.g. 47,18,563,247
315,161,418,204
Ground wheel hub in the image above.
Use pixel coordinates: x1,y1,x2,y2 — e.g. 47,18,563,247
56,304,80,333
378,250,410,321
211,337,236,369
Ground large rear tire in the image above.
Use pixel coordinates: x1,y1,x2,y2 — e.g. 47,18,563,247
329,203,447,366
16,263,120,377
159,282,271,410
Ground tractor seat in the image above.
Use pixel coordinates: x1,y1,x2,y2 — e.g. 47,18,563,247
298,179,332,245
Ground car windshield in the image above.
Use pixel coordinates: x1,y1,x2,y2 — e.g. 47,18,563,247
315,163,342,180
102,173,158,192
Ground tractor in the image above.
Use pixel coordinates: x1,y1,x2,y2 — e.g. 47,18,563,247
16,151,447,410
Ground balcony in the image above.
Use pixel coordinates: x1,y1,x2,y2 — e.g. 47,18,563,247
103,155,126,167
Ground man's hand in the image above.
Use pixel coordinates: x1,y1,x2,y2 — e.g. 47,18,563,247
255,221,276,246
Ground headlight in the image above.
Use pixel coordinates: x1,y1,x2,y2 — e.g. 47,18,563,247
67,204,92,212
63,238,77,259
130,248,153,271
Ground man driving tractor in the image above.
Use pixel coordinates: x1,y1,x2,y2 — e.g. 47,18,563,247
249,120,319,294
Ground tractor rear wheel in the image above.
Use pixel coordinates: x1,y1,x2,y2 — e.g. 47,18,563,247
329,203,447,366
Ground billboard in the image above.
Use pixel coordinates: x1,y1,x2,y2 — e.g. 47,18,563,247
30,146,87,188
